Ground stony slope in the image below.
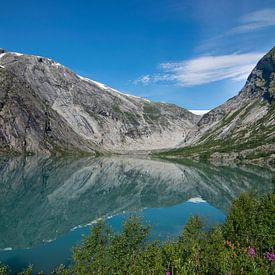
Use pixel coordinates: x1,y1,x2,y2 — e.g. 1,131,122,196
159,47,275,165
0,51,199,155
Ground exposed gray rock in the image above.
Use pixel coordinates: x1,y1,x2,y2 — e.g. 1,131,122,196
0,52,199,155
1,47,274,160
176,47,275,164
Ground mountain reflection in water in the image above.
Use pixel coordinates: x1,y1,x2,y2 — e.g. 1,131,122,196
0,156,272,251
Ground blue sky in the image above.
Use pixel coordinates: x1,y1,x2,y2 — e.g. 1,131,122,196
1,0,275,109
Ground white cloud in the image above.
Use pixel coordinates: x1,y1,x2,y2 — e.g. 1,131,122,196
196,8,275,54
231,8,275,34
135,52,263,87
134,9,272,87
134,75,151,85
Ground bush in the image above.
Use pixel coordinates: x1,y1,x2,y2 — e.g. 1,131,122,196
0,263,9,275
225,192,275,251
3,192,275,274
64,192,274,274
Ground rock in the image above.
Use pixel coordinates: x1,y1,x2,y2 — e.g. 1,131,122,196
164,47,275,164
1,47,274,161
0,52,199,155
0,48,4,54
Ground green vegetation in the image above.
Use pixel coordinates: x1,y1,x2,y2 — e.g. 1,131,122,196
143,102,161,121
2,191,274,274
156,127,274,162
143,102,161,115
156,100,274,163
158,136,274,158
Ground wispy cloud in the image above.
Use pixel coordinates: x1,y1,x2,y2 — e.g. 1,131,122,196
231,8,275,34
134,52,264,87
134,8,272,88
196,8,275,52
197,8,275,53
134,75,151,85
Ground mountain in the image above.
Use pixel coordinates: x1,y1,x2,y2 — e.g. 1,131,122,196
159,47,275,165
0,156,272,249
0,50,199,155
1,48,274,162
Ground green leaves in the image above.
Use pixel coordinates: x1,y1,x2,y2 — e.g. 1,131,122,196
0,262,9,275
66,192,274,274
4,192,274,274
225,192,275,251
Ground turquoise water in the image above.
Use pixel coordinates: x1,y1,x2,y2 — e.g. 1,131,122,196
0,156,272,274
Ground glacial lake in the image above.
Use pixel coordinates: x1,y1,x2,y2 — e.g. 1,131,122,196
0,156,273,274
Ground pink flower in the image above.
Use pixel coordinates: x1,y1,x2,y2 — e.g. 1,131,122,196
248,247,255,257
264,252,275,261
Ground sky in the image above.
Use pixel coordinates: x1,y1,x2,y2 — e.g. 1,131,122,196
0,0,275,110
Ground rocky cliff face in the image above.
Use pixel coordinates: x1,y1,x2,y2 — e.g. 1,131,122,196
0,51,199,155
161,47,275,164
1,48,274,161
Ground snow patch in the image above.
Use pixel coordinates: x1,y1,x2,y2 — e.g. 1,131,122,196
1,247,12,251
189,110,210,116
43,239,54,243
52,61,63,68
70,218,103,231
188,197,206,203
12,52,23,56
0,52,23,60
77,74,150,102
70,212,125,232
0,53,6,59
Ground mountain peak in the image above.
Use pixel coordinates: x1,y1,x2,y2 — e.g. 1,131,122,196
255,46,275,82
240,46,275,104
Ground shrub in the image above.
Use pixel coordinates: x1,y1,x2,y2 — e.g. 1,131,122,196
3,192,275,274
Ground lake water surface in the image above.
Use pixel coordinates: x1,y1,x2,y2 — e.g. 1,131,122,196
0,156,273,274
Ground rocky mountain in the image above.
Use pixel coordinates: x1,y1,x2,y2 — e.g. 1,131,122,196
0,156,272,249
159,47,275,165
0,50,199,156
1,47,274,162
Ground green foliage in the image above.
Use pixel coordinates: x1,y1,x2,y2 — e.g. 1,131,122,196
69,216,152,274
71,219,112,274
51,264,68,275
156,134,275,162
155,100,275,162
17,265,33,275
65,192,275,274
3,192,275,274
225,193,259,246
226,192,275,251
0,262,9,275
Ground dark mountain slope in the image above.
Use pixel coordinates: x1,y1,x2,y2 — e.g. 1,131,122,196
158,47,275,165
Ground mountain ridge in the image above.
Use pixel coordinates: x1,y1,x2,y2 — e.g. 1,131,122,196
0,47,274,164
0,50,198,155
159,47,275,165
